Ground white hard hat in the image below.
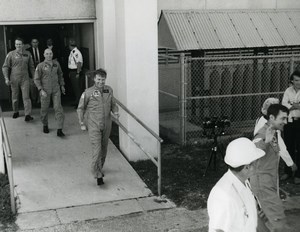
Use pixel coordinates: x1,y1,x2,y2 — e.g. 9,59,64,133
225,137,265,168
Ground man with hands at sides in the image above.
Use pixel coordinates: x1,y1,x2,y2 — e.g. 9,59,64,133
77,68,119,186
34,48,66,137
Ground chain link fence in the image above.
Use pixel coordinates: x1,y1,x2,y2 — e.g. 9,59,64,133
159,53,300,145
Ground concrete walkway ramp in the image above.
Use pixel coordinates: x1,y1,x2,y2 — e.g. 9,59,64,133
4,107,152,214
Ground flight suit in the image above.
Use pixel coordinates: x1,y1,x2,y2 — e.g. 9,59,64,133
34,60,65,128
2,49,35,115
77,85,118,178
250,124,287,231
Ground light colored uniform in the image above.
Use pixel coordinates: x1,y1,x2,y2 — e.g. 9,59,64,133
34,60,65,128
2,49,35,115
77,85,118,178
282,86,300,122
68,47,83,69
207,170,258,232
68,47,83,103
251,124,287,231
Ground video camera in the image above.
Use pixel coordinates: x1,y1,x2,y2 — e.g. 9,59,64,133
203,116,231,136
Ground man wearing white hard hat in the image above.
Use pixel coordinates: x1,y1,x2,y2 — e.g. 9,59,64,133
207,137,265,232
251,104,290,231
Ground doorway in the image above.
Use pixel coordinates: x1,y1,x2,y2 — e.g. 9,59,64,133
1,23,95,106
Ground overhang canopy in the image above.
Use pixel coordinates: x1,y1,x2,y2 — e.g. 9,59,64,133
158,9,300,51
0,0,96,24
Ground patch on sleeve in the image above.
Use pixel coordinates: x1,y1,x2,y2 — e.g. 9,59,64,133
253,138,262,143
81,93,85,99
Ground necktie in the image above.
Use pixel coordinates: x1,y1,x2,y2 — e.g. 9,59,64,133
34,48,39,63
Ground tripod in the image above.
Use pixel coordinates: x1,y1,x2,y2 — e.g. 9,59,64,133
203,129,224,177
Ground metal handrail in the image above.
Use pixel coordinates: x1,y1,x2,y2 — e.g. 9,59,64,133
0,107,16,214
114,98,163,143
85,74,163,196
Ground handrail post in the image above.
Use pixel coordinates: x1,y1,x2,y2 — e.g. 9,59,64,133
157,141,161,196
180,53,187,146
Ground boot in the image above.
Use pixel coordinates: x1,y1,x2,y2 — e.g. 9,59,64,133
12,112,19,119
25,115,33,122
43,125,49,134
97,177,104,186
57,129,65,137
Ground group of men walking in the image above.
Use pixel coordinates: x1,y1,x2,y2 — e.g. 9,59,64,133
208,71,300,232
2,37,119,185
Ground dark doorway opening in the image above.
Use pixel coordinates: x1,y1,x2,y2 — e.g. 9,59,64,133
2,23,95,109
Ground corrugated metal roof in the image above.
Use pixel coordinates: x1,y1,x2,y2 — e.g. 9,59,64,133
189,12,221,49
158,9,300,50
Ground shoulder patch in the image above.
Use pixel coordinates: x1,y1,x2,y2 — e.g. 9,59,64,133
22,54,28,57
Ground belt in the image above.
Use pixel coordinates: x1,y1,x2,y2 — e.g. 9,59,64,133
69,69,77,72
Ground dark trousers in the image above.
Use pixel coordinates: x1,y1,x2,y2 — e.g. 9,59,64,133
69,70,82,104
283,120,300,177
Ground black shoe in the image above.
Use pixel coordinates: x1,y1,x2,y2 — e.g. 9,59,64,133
25,115,33,122
57,129,65,137
97,177,104,186
12,112,19,119
43,126,49,134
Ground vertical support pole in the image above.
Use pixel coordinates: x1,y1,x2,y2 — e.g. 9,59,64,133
8,157,16,214
157,141,161,196
180,53,186,146
290,55,294,76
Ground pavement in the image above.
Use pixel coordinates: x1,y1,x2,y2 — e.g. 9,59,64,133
2,107,300,232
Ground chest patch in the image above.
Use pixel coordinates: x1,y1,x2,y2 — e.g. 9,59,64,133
93,90,101,97
15,53,21,59
44,64,50,71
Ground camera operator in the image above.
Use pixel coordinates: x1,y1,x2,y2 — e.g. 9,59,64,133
282,70,300,184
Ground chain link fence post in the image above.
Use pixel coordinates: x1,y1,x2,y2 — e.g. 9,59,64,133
290,55,295,75
180,53,186,146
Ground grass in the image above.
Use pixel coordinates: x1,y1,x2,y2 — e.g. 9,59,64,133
130,142,228,210
128,135,300,210
0,173,15,225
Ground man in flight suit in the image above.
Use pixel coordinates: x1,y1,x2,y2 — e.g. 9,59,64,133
2,37,35,121
77,68,119,185
34,49,66,137
251,104,290,231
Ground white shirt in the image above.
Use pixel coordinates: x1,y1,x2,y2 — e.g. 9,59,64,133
68,47,83,69
207,170,257,232
282,86,300,122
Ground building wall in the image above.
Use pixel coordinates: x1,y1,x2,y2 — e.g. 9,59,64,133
0,0,95,23
96,0,160,161
158,0,300,17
